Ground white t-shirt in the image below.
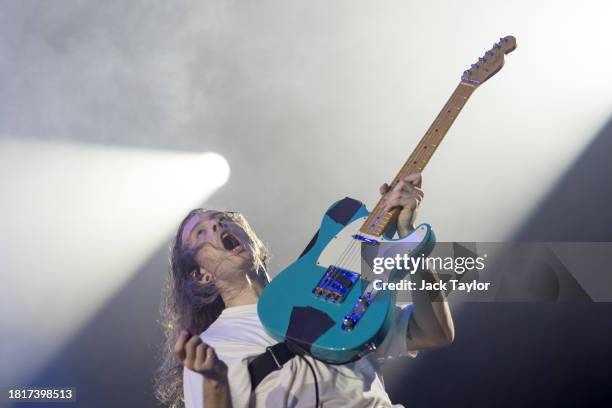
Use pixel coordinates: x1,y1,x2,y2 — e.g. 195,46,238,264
184,303,415,408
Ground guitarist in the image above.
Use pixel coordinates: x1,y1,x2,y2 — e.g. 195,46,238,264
155,173,454,408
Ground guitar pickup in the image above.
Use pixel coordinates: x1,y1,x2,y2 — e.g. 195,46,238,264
312,266,359,303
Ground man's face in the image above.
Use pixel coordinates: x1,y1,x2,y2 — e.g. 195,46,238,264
181,210,253,281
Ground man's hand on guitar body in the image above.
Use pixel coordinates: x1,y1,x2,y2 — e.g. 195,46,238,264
380,172,424,238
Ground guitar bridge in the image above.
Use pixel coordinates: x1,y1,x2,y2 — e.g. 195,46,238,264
312,266,359,303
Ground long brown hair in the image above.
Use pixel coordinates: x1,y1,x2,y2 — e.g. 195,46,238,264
154,209,269,408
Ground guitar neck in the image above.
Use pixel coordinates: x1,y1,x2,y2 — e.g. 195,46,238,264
360,81,477,237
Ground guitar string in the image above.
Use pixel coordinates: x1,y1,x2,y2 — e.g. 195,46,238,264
335,92,451,278
331,240,361,297
337,239,359,272
325,214,366,291
323,240,361,302
363,84,466,237
325,238,358,290
335,84,468,284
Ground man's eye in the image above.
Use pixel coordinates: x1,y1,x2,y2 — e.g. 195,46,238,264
197,229,205,237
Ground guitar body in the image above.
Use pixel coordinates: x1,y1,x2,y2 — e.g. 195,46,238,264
257,197,435,363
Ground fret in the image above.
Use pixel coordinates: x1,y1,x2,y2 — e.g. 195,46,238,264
359,82,475,237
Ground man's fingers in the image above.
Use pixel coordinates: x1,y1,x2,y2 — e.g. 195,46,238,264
184,335,202,369
383,174,422,196
384,195,421,212
174,329,190,362
391,184,424,201
383,196,400,211
174,330,189,353
194,343,220,374
175,331,225,377
398,193,421,207
403,187,424,200
399,183,423,194
204,346,217,370
396,179,422,193
194,342,210,372
403,172,422,187
379,183,390,195
384,189,423,209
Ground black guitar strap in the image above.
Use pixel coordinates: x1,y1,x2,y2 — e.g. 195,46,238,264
248,342,297,390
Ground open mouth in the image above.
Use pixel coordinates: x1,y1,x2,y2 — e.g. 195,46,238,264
221,231,242,252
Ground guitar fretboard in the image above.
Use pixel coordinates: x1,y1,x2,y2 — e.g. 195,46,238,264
359,81,477,237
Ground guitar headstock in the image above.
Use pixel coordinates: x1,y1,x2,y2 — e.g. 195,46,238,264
461,36,516,86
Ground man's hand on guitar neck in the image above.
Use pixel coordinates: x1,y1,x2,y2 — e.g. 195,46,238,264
380,173,424,238
380,172,455,351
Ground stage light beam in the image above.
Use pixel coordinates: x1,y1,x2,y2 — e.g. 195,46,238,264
0,138,229,385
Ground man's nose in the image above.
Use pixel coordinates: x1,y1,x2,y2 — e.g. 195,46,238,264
205,222,220,241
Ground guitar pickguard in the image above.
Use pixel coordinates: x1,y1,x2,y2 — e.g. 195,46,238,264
317,216,432,277
316,216,369,273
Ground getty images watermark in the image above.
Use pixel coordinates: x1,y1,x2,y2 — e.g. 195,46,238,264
370,252,491,293
362,242,612,302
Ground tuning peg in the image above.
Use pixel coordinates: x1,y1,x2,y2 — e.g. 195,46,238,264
479,57,487,62
471,63,480,69
463,69,472,76
486,51,494,56
493,42,501,49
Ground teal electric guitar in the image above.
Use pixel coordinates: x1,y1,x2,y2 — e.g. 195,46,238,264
258,36,516,363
